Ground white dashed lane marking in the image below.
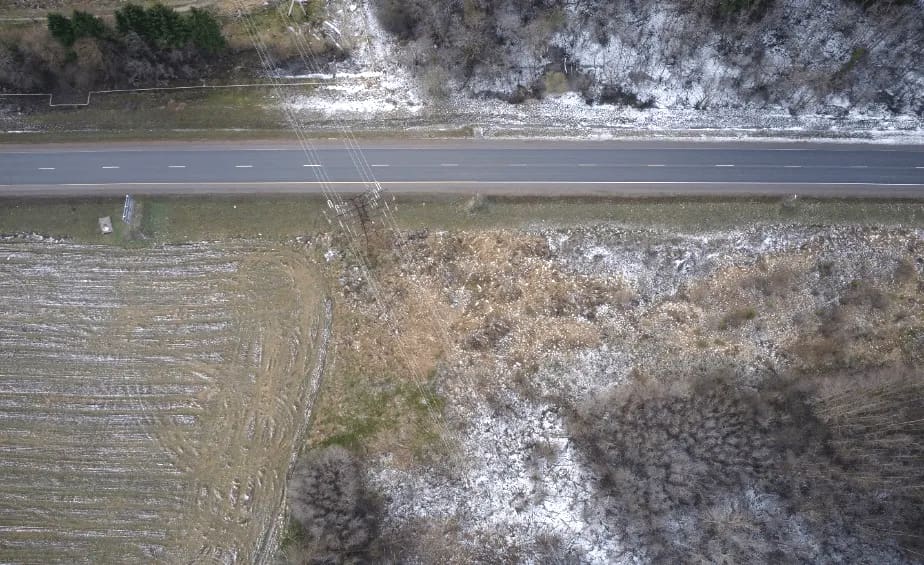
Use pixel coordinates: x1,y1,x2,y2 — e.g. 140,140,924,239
101,166,119,169
303,164,322,167
370,164,389,167
440,163,459,167
235,165,253,168
38,167,55,170
168,165,186,169
715,164,735,167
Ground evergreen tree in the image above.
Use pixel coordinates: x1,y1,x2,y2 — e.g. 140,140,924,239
47,13,76,47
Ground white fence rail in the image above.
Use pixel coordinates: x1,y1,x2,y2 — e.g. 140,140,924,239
0,81,321,107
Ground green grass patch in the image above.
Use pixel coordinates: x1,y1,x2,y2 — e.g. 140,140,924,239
138,195,329,242
0,197,133,244
308,296,448,459
4,195,924,246
278,517,307,553
21,87,290,132
314,359,445,456
393,195,924,232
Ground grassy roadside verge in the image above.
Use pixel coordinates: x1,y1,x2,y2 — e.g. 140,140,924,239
1,88,290,139
0,126,478,144
2,194,924,245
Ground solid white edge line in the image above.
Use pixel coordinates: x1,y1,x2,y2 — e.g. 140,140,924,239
1,146,915,156
22,180,924,187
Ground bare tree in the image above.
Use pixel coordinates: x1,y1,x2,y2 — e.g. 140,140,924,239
287,446,381,563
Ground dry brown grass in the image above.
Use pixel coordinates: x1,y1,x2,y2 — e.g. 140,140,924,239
430,230,625,355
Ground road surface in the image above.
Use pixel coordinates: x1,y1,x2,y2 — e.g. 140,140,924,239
0,140,922,197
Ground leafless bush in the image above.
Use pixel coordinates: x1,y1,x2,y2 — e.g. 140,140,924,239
894,257,918,284
569,377,777,560
462,193,488,214
568,371,922,561
465,313,511,350
745,264,797,296
719,306,757,329
839,280,891,310
287,446,381,563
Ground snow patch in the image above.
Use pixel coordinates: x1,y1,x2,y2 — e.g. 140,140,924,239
373,396,628,563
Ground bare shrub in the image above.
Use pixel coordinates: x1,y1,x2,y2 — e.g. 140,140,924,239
569,377,777,561
840,280,891,310
746,264,796,296
543,71,569,95
287,446,381,563
894,257,918,284
421,64,451,99
719,306,757,329
462,193,488,215
465,313,511,350
792,335,847,370
568,371,922,561
374,0,424,41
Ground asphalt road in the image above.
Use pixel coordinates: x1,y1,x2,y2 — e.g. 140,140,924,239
1,140,922,197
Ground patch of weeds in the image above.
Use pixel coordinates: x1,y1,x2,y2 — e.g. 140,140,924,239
543,71,569,95
140,200,170,238
816,259,836,278
720,306,757,329
839,280,890,310
894,258,917,284
278,517,307,552
898,326,924,364
320,416,384,451
779,194,801,217
747,265,797,296
597,84,655,109
314,360,446,460
840,47,867,76
462,193,489,215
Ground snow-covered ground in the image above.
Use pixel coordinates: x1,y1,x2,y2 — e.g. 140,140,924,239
373,394,627,563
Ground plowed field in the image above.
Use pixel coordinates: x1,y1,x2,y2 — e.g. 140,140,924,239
0,241,327,564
